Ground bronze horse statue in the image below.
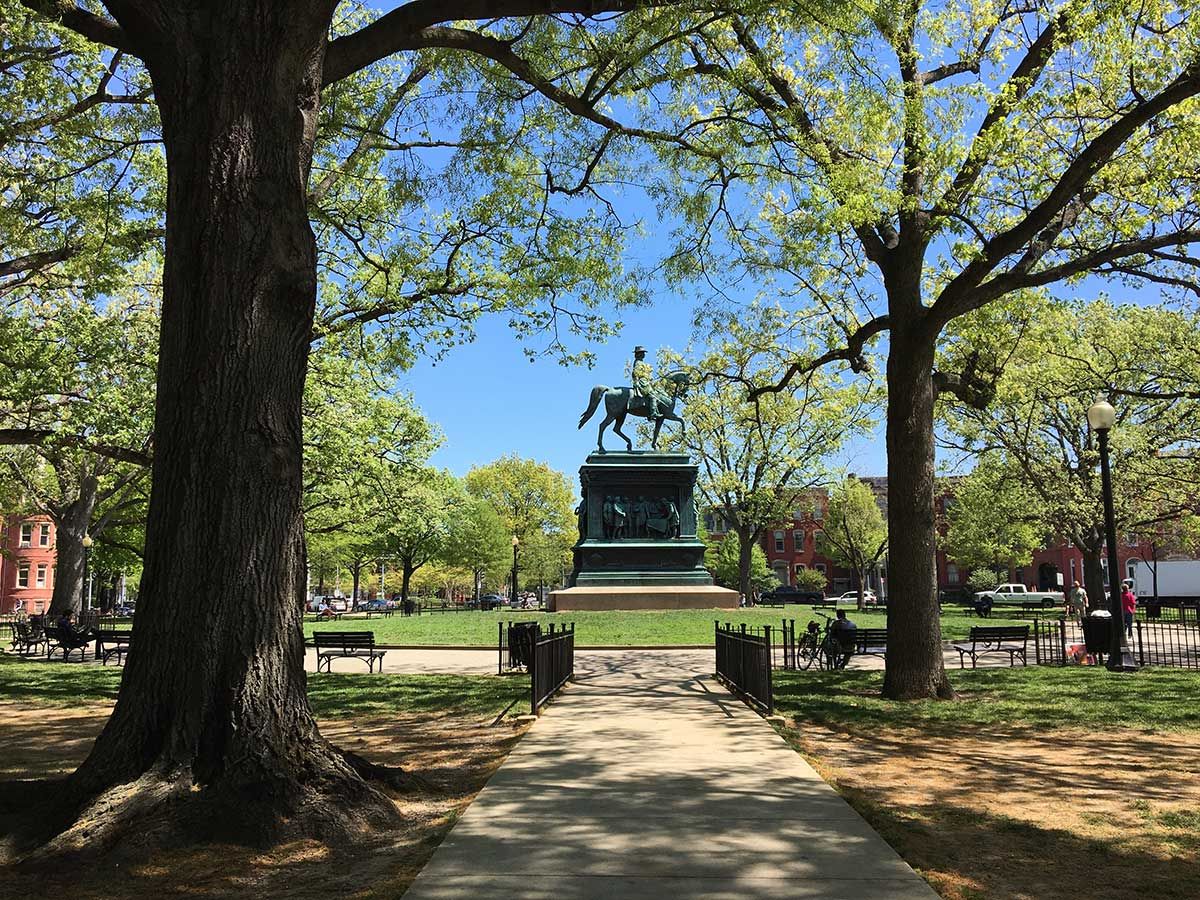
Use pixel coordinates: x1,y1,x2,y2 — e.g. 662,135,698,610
578,372,688,453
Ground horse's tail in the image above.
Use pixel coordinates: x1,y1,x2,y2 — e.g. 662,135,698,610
578,386,607,429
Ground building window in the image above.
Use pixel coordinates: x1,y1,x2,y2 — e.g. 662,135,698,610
794,563,806,576
17,564,29,588
19,524,32,547
1070,558,1077,585
772,562,789,586
1127,561,1137,582
35,564,47,588
1015,567,1025,586
34,601,44,613
39,523,51,547
793,530,804,551
947,564,959,585
774,531,785,552
814,563,826,576
813,530,826,553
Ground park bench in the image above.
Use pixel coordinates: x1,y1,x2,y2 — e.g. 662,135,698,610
854,627,889,658
313,631,386,673
953,625,1030,669
10,619,48,656
1015,598,1060,618
94,629,132,665
43,624,93,662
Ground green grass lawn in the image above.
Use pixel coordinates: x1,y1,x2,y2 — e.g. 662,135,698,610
774,665,1200,733
307,605,1025,645
0,654,527,720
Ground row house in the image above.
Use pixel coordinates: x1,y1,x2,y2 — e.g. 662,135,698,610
706,476,1172,600
705,488,887,597
1,514,57,614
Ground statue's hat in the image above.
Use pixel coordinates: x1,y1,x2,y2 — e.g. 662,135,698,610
633,345,646,354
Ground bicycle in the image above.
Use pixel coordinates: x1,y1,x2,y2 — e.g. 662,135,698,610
796,612,855,670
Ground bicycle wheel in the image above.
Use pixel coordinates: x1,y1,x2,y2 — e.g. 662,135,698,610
798,633,821,670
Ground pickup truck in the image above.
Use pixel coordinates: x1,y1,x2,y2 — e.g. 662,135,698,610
972,583,1062,606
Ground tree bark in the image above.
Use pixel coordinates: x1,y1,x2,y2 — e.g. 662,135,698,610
736,524,754,603
400,561,415,606
350,560,363,607
882,322,954,700
1082,544,1105,609
47,478,98,616
43,0,401,854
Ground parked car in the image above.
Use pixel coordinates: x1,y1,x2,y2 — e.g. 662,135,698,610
479,593,504,611
309,595,348,613
114,603,136,617
835,590,878,607
759,585,825,605
938,587,973,606
365,598,391,611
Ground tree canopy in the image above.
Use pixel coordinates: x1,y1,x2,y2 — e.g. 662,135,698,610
940,297,1200,602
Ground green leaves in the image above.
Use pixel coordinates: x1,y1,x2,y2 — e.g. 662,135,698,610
939,298,1200,561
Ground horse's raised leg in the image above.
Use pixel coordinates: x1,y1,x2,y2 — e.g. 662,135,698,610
611,413,634,451
651,417,663,450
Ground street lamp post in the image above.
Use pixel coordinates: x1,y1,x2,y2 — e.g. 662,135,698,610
1087,397,1138,672
511,535,520,603
81,534,94,611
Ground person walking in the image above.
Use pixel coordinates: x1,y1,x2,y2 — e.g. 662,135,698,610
1121,582,1137,638
1067,581,1088,622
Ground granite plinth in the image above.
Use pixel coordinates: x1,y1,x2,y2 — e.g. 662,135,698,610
570,452,712,589
548,585,739,612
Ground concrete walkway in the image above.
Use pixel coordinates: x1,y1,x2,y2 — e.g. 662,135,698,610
403,649,938,900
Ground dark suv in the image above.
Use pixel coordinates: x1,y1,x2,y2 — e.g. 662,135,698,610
759,585,824,605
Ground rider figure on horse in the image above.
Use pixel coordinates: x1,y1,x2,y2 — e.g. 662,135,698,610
631,346,666,418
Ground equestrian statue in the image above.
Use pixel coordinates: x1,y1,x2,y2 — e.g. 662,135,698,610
578,345,689,452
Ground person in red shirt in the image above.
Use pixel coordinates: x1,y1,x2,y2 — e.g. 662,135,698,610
1121,583,1137,637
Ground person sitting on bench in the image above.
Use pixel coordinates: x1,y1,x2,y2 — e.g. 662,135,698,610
54,612,93,652
827,609,857,669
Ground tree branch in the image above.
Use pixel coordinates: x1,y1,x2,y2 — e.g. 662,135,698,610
323,0,664,86
19,0,137,54
0,429,152,467
746,316,889,400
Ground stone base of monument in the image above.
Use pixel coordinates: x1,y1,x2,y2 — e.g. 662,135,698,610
548,585,739,612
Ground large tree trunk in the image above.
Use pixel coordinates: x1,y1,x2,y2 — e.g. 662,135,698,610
37,2,400,855
47,477,98,616
400,561,415,606
882,323,954,700
736,525,754,603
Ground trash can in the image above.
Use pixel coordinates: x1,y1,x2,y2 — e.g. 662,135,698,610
1083,612,1114,655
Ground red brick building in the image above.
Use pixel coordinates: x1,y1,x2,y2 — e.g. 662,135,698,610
0,514,56,614
706,476,1160,600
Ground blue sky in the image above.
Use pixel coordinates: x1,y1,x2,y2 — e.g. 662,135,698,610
397,292,890,484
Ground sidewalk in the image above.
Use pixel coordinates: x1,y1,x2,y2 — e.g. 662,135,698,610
403,649,938,900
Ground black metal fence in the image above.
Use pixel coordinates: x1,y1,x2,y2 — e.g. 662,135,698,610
1033,617,1068,666
1032,615,1200,670
774,619,798,671
531,622,575,714
498,620,539,674
1133,620,1200,669
715,621,773,714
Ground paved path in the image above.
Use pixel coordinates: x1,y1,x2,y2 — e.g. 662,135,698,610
403,649,938,900
301,643,999,675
